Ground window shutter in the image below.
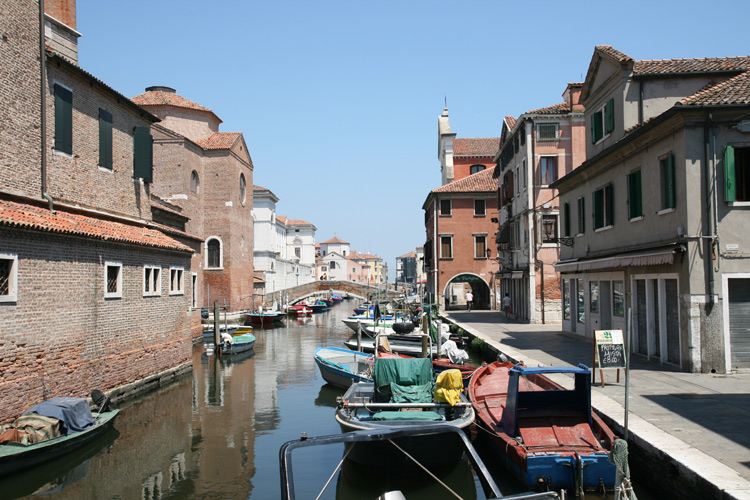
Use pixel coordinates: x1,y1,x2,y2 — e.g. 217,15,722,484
133,126,153,183
99,109,113,169
605,98,615,133
725,146,736,202
578,197,585,234
564,202,571,237
627,173,633,218
634,171,642,217
54,84,73,154
593,190,602,229
666,154,675,208
590,114,596,144
606,184,614,226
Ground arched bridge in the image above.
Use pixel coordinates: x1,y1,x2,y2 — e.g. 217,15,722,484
263,280,397,305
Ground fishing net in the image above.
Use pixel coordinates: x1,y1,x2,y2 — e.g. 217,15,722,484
608,438,638,500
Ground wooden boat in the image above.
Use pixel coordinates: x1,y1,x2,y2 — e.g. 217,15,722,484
469,361,617,495
313,347,375,389
287,304,313,316
343,336,439,357
244,311,281,324
219,332,256,355
0,397,120,477
335,357,475,469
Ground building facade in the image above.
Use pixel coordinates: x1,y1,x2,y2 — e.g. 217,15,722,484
552,46,750,373
494,84,586,323
0,0,193,420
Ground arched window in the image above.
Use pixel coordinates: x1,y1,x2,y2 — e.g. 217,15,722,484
206,237,223,269
191,170,200,193
470,164,486,175
239,173,246,205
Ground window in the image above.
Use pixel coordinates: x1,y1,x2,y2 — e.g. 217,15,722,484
104,262,122,299
522,159,527,188
613,281,625,317
660,154,675,209
192,273,198,308
593,184,614,229
133,126,153,182
170,267,184,295
470,164,486,174
0,253,18,303
724,146,750,202
474,235,487,258
295,247,301,258
474,199,486,216
590,281,599,313
440,236,453,258
54,83,72,154
143,265,161,296
577,279,585,323
240,173,247,205
541,214,558,243
577,197,585,234
206,238,222,269
515,167,520,193
627,170,643,219
440,199,451,216
537,123,559,141
99,108,112,170
191,170,200,193
563,203,571,237
330,261,336,270
539,157,557,185
562,279,571,320
591,98,615,143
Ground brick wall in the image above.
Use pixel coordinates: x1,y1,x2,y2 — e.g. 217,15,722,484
0,228,193,421
0,0,43,198
44,63,155,220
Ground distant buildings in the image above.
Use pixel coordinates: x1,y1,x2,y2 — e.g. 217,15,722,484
316,237,385,284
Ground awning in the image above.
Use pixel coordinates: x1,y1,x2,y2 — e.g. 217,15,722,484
554,245,685,273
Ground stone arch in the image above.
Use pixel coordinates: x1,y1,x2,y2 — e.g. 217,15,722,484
441,273,491,310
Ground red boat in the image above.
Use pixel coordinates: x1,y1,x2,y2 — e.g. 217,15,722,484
288,304,313,316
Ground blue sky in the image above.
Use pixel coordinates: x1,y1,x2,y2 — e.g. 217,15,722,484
77,0,748,279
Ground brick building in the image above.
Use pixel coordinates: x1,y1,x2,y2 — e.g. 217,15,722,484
132,87,255,316
0,0,194,420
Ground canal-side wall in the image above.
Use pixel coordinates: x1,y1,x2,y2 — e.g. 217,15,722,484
0,229,194,422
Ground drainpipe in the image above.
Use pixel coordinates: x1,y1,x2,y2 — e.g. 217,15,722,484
704,115,716,309
531,120,545,323
39,0,54,213
433,198,439,307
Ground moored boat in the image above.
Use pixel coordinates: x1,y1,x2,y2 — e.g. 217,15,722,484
244,311,282,325
334,357,474,469
0,395,120,477
468,361,617,496
313,347,375,389
219,332,256,355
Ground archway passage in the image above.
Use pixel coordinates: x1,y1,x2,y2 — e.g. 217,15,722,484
443,274,491,311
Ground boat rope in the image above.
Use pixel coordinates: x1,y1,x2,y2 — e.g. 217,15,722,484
313,442,355,500
386,439,465,500
609,438,638,500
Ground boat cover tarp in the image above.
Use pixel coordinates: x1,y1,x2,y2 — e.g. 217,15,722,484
0,414,61,445
433,369,463,406
27,397,94,434
373,358,434,403
372,411,443,421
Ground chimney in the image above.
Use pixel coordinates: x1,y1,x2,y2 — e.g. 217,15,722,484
563,83,584,112
44,0,80,64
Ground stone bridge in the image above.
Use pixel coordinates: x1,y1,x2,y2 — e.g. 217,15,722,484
263,280,397,305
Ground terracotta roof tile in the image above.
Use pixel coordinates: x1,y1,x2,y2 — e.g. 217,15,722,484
432,166,497,193
195,132,241,150
454,138,500,157
597,45,634,64
276,215,288,224
286,219,314,226
526,102,571,115
634,56,750,76
504,116,517,130
132,90,213,113
680,71,750,106
0,199,192,252
322,236,349,244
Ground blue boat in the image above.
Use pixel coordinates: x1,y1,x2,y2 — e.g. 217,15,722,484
313,347,374,389
469,362,617,496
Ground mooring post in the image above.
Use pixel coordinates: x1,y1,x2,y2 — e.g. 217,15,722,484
213,300,220,347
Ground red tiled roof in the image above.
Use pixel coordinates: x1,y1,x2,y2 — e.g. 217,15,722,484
286,219,314,226
276,215,288,224
0,199,192,252
132,90,213,113
195,132,241,150
454,138,500,157
253,185,269,191
526,102,571,115
596,45,634,64
504,116,517,130
634,56,750,76
322,236,349,244
680,71,750,106
432,166,497,193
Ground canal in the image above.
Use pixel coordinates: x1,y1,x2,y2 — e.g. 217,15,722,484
1,303,655,500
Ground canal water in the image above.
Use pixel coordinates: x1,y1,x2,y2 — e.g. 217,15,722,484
1,303,655,500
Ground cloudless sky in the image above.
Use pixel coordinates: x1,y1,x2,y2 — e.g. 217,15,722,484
77,0,748,279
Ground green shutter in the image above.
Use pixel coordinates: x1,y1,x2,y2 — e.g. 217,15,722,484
605,98,615,134
133,126,153,183
564,202,571,237
725,146,736,202
590,114,596,144
606,183,614,226
593,190,603,229
54,84,72,154
634,171,642,217
99,109,113,170
578,197,585,234
627,172,642,218
665,154,675,209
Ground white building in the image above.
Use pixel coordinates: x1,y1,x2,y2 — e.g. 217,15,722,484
253,186,317,293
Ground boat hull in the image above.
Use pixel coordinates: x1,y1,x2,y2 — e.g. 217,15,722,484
314,347,374,389
0,410,120,476
220,333,255,354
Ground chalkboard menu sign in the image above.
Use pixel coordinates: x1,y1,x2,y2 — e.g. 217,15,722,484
595,329,626,369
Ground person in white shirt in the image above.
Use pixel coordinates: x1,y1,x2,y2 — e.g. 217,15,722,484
502,293,512,320
465,290,474,311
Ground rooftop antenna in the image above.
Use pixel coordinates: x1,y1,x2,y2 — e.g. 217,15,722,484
444,94,448,108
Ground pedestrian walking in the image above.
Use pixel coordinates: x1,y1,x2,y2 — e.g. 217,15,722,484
502,293,512,320
465,290,473,311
